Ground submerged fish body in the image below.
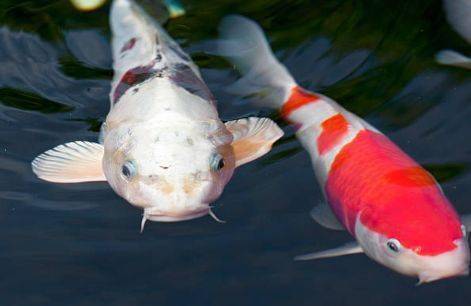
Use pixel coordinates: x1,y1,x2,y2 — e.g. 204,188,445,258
217,15,471,283
31,1,283,227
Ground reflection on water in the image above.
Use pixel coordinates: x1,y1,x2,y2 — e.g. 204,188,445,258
0,0,470,305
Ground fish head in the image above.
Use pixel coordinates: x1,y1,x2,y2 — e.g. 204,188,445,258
355,202,470,283
102,121,235,222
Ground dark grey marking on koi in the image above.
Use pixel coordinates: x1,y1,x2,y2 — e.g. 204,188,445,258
158,33,191,62
168,43,191,62
113,59,168,104
169,63,215,103
121,38,137,53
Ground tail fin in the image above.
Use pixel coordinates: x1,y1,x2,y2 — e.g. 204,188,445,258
217,15,297,108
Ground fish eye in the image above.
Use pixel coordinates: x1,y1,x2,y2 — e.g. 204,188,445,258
210,153,224,172
386,239,402,253
122,161,136,179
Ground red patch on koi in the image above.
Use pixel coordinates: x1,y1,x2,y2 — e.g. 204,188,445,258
325,130,462,256
113,61,157,103
281,86,319,119
121,38,137,53
317,113,349,155
384,167,436,187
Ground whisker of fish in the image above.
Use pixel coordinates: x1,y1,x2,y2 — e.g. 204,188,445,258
209,208,226,223
140,215,148,233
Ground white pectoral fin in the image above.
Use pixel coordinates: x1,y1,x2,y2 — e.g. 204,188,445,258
32,141,106,183
461,214,471,232
310,203,345,231
225,117,283,167
294,242,363,261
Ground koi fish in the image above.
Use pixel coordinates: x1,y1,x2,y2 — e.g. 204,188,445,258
217,15,471,283
31,1,283,229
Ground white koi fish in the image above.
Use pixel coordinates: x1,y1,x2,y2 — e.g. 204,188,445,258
32,1,283,229
436,0,471,69
217,15,471,283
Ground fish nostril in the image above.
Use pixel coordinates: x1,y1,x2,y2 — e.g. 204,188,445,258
148,174,160,182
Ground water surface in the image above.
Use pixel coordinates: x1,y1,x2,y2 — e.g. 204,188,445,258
0,0,470,305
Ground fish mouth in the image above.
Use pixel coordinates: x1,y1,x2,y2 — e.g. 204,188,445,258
144,206,210,222
417,267,469,285
416,238,470,285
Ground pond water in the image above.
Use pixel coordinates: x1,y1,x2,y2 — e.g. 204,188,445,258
0,0,470,305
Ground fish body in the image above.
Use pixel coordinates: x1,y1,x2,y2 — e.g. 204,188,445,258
217,15,470,283
31,1,283,227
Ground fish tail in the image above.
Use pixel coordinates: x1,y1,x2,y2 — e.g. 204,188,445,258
217,15,297,109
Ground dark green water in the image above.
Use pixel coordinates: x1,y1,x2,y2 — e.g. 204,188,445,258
0,0,470,305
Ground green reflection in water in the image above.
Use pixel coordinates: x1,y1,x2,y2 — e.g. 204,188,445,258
0,88,73,113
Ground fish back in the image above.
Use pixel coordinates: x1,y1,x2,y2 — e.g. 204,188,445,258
110,0,214,107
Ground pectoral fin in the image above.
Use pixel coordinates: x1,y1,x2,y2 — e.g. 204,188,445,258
461,214,471,232
294,241,363,261
32,141,106,183
310,202,345,231
225,117,283,167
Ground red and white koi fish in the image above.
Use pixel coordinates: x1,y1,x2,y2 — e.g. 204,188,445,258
217,15,471,283
31,1,283,229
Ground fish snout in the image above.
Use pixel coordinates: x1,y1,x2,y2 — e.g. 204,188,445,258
418,267,469,285
136,174,213,221
417,239,470,284
144,205,210,222
144,173,206,196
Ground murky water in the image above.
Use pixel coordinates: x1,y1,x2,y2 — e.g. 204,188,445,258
0,0,470,305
